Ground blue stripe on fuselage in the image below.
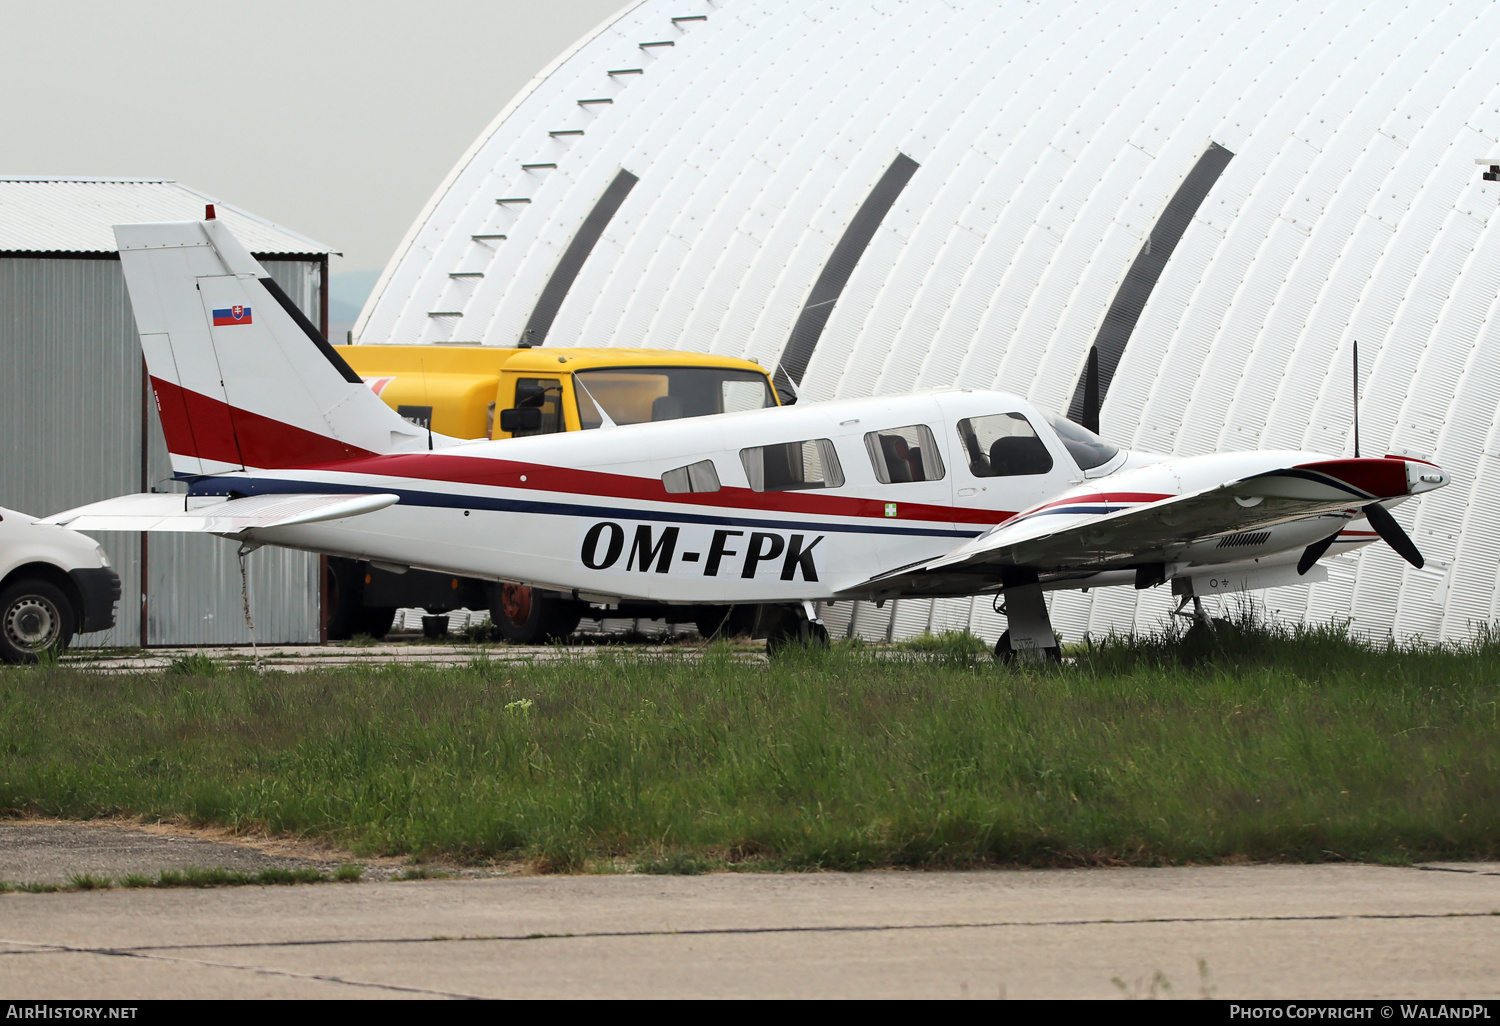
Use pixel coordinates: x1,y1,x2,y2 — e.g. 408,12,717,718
191,476,985,539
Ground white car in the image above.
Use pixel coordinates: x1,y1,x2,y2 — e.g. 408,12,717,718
0,505,120,663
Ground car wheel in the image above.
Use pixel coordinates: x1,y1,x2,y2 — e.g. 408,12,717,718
0,578,76,664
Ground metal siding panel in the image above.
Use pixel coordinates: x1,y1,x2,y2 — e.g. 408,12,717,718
0,258,142,647
820,599,853,640
1048,590,1092,644
891,598,933,640
1453,457,1500,631
929,596,977,637
850,598,893,643
145,536,318,646
1303,552,1361,628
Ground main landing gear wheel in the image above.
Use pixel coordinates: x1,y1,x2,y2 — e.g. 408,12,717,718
492,584,583,644
992,630,1061,665
763,605,831,657
0,578,75,664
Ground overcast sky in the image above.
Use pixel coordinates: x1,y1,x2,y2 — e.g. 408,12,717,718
0,0,628,274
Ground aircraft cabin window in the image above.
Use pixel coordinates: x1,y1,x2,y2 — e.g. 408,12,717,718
512,378,565,437
740,438,844,492
1039,410,1120,470
864,424,945,484
957,413,1054,477
661,460,722,494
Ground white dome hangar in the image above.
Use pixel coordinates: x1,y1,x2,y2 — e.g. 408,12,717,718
357,0,1500,644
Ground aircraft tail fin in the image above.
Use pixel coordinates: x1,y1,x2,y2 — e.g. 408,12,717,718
115,215,437,477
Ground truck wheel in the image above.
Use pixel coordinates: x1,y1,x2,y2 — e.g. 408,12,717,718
0,578,76,664
492,584,582,644
359,606,397,640
324,558,364,641
693,604,757,640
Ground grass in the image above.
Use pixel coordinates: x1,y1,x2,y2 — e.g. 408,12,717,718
166,652,221,677
2,620,1498,872
0,864,364,893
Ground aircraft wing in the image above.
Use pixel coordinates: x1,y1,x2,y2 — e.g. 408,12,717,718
41,492,399,535
844,457,1439,598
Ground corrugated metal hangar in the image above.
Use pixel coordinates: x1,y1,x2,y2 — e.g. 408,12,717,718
355,0,1500,644
0,178,333,646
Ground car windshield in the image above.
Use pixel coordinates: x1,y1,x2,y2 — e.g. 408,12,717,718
574,366,776,428
1039,409,1121,470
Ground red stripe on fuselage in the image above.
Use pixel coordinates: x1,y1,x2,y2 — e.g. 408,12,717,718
298,451,1006,526
155,383,1029,526
151,377,376,469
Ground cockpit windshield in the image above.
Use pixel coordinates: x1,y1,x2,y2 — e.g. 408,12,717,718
574,366,776,428
1039,410,1121,470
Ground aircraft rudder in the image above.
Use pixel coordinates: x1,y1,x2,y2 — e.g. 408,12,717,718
115,217,425,471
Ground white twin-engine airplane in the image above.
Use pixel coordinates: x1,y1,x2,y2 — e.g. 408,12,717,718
48,215,1448,656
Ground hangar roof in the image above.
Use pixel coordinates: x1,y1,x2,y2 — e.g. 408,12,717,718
353,0,1500,645
0,177,335,257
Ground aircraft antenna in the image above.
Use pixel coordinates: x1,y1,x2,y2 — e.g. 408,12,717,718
1352,338,1360,458
421,357,434,450
774,361,801,405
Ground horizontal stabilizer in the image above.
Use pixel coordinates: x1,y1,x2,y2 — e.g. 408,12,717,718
43,492,399,534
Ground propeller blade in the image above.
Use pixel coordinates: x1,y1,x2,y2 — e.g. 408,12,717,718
1362,501,1424,569
1297,531,1340,575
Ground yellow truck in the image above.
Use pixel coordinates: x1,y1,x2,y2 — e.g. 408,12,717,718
325,344,779,643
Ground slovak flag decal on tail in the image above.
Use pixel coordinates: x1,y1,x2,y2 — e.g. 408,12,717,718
212,305,252,326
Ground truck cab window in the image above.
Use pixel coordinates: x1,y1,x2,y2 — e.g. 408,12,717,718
958,413,1054,477
512,378,564,436
864,424,945,483
740,439,844,492
574,366,776,429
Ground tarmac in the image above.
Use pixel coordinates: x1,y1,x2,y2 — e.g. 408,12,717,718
0,820,1497,998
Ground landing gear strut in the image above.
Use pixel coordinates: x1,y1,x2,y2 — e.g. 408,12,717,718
993,579,1061,663
1173,592,1235,648
1172,594,1214,629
